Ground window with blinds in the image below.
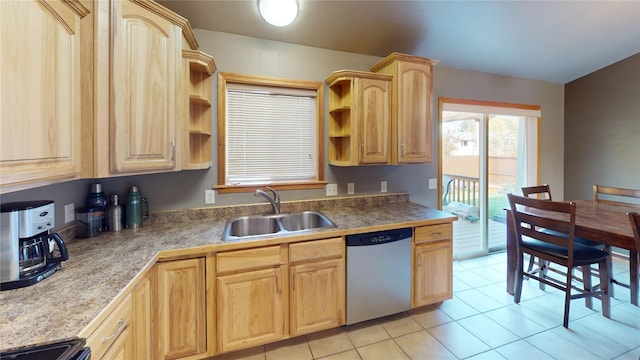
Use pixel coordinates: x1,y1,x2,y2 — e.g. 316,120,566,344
218,73,325,191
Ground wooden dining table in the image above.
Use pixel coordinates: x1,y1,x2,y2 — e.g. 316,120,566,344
506,199,640,305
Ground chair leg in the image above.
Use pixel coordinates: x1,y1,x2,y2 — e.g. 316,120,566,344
514,255,524,304
527,255,535,273
539,258,548,291
563,268,572,328
630,250,638,306
581,266,593,309
599,259,611,319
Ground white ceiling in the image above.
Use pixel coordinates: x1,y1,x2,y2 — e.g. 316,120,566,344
158,0,640,84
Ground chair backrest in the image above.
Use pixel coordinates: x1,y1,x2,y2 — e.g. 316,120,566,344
507,193,577,253
593,184,640,205
629,212,640,255
522,184,553,200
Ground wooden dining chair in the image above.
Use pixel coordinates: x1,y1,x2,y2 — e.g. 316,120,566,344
594,184,640,297
521,185,605,305
507,194,611,328
522,184,553,200
594,184,640,205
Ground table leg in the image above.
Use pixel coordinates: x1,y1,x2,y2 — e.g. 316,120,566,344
631,250,638,306
506,210,516,296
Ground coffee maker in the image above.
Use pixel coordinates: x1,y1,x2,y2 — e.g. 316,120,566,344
1,200,69,290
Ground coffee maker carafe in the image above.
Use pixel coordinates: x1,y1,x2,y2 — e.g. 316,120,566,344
1,200,69,290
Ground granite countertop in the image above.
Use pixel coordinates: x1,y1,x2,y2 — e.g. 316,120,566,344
0,194,456,351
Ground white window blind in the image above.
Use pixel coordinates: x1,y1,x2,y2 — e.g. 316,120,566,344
225,84,318,185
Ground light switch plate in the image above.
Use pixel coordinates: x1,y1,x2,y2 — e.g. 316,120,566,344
381,181,388,193
428,178,437,189
326,183,338,196
205,190,216,204
64,203,75,223
347,183,355,195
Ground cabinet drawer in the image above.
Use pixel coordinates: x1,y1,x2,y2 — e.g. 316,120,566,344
414,224,452,244
289,237,344,263
217,245,284,274
85,293,132,360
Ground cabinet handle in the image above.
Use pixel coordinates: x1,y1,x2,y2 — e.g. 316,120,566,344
418,254,422,267
401,143,405,156
292,275,296,290
101,319,125,343
170,141,175,161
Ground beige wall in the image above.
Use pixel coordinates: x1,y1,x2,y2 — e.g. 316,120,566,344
2,30,566,228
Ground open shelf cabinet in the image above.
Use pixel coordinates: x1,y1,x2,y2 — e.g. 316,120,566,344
183,49,216,169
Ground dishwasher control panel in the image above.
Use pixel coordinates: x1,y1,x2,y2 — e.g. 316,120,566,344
346,228,412,246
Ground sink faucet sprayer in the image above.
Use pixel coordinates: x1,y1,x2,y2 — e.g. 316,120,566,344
255,186,280,214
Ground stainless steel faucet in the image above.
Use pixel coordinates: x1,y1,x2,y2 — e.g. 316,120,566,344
255,186,280,214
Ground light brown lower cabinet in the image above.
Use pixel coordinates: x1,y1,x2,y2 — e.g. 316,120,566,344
84,294,133,360
156,258,207,359
412,224,453,307
216,239,346,355
216,245,287,353
82,228,455,359
99,326,133,360
132,272,153,359
290,259,345,336
289,238,345,336
217,266,287,352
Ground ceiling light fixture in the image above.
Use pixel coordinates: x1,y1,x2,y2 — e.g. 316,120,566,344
258,0,298,27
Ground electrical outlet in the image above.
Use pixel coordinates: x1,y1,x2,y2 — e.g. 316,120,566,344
205,190,216,204
381,181,388,193
326,183,338,196
428,178,438,189
347,183,355,195
64,203,75,223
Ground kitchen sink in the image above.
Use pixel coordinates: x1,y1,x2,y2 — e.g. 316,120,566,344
228,216,281,237
280,211,336,231
222,211,337,241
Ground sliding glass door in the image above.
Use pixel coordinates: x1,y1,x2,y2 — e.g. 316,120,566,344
440,99,540,259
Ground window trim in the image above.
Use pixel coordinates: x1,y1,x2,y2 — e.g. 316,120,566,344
216,72,326,194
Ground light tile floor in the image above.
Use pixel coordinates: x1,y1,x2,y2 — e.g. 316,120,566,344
211,252,640,360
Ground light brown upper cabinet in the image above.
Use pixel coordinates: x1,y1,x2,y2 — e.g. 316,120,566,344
370,53,439,164
92,0,184,176
326,70,392,166
0,0,89,194
90,0,209,177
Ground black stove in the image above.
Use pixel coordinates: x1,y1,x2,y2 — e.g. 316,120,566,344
0,338,90,360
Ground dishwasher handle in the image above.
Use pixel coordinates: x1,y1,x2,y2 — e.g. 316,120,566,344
346,228,412,246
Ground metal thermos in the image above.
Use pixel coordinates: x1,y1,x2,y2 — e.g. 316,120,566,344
107,195,123,232
126,186,148,229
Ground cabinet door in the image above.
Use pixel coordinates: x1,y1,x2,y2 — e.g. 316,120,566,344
290,259,345,336
133,273,153,359
157,258,207,359
413,242,452,307
217,267,286,353
395,61,433,164
357,78,390,164
0,0,86,192
99,326,133,360
111,0,180,173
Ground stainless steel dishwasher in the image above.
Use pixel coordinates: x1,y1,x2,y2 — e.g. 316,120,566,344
346,227,412,325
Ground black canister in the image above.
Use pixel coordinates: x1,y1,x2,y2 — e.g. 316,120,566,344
87,183,107,209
